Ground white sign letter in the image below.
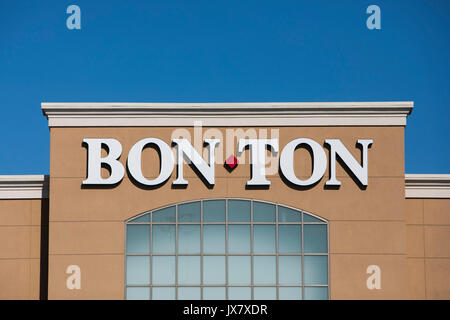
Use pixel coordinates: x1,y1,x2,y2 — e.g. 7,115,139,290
279,138,327,186
325,139,373,187
82,138,125,185
172,139,220,186
237,139,279,186
127,138,174,186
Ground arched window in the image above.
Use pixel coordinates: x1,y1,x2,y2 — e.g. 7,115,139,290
125,199,328,300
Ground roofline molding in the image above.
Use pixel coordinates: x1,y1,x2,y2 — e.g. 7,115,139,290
41,101,414,127
0,175,49,199
1,173,449,199
405,174,450,199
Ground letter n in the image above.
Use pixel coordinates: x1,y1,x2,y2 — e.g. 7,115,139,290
172,139,220,186
325,139,373,187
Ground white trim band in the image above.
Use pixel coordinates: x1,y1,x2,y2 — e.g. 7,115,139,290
41,102,414,127
0,175,49,199
405,174,450,199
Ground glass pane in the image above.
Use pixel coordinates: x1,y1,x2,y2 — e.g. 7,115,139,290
304,287,328,300
203,256,226,284
228,256,251,285
178,287,201,300
130,213,150,223
228,199,250,222
152,256,175,285
178,225,200,254
203,287,226,300
152,206,176,222
253,201,275,222
152,287,175,300
126,256,150,285
278,225,301,253
279,256,302,285
203,200,226,222
253,225,275,253
228,225,250,253
254,256,276,284
254,287,276,300
304,255,328,285
303,213,324,223
126,225,150,254
203,225,225,254
152,225,175,253
229,287,251,300
278,206,301,222
279,287,302,300
304,225,327,253
126,287,150,300
178,256,200,285
178,202,201,222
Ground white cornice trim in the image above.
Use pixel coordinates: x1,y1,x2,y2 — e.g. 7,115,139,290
0,175,49,199
41,101,414,127
405,174,450,199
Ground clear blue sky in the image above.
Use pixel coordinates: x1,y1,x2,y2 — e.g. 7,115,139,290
0,0,449,174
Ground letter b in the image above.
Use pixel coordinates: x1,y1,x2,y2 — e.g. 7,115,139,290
83,138,125,185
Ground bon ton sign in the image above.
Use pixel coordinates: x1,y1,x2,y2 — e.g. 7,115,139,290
82,136,373,189
40,101,413,190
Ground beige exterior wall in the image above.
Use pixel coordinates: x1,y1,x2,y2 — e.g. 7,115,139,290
1,125,448,300
4,102,450,300
0,198,47,300
47,126,409,299
406,198,450,299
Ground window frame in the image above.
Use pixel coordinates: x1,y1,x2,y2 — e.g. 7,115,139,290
124,198,330,300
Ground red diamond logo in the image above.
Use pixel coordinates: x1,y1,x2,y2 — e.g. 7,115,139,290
225,155,238,170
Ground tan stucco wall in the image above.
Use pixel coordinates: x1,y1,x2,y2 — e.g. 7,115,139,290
47,126,409,299
0,199,47,300
406,198,450,299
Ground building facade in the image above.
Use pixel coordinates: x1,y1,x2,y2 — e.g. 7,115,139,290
0,102,449,300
